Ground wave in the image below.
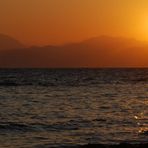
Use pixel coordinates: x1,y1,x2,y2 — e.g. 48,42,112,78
34,143,148,148
139,130,148,136
0,121,79,133
0,122,33,132
0,69,148,87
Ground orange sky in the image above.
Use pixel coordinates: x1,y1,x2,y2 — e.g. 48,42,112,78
0,0,148,45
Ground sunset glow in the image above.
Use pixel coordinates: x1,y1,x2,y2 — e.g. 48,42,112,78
0,0,148,45
1,0,148,67
0,1,148,147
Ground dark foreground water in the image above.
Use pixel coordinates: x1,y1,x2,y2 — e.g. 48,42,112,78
0,69,147,148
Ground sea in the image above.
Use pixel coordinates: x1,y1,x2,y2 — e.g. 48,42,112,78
0,69,147,148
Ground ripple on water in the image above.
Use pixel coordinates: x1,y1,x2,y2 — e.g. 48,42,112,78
0,69,148,147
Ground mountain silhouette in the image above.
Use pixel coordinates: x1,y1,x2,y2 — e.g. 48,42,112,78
0,34,24,50
0,35,148,67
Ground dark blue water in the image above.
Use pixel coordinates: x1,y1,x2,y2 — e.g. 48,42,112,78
0,69,147,147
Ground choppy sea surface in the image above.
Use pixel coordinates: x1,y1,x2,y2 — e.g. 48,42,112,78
0,69,147,148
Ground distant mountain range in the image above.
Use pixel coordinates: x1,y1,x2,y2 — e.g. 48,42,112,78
0,34,148,68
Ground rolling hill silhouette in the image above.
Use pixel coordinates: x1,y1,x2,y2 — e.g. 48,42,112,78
0,34,24,50
0,35,148,68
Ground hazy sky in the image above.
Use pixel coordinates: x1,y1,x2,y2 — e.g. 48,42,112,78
1,0,148,45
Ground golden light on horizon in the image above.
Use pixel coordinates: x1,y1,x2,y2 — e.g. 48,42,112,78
0,2,148,148
1,1,148,67
0,0,148,45
139,14,148,40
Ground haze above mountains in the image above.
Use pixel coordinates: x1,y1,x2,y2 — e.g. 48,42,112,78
0,33,148,68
